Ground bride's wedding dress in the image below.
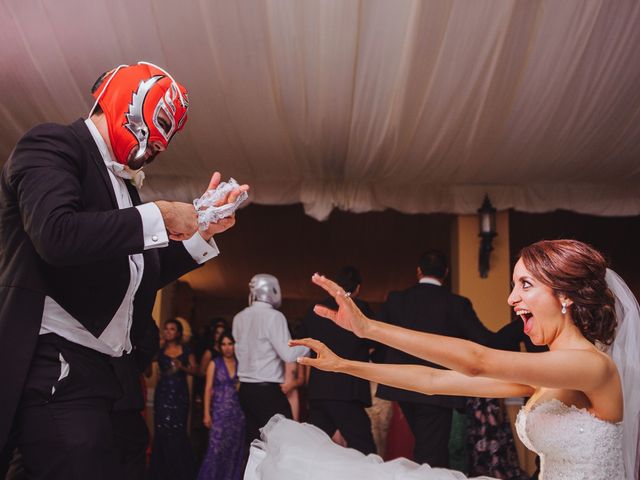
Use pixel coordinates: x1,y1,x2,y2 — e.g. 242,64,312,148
515,399,623,479
244,396,625,480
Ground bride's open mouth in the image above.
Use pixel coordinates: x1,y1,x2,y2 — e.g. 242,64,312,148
517,309,535,334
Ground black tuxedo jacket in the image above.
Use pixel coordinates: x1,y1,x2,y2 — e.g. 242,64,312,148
298,297,375,406
0,119,200,446
375,283,494,409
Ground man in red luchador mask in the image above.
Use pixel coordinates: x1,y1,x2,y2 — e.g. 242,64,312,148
0,62,248,479
90,62,189,169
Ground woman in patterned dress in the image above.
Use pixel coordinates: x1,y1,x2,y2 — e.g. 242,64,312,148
149,319,198,480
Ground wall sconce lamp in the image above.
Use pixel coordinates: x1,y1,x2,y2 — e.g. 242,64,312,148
478,194,497,278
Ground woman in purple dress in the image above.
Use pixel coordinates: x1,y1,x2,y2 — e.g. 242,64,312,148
197,331,245,480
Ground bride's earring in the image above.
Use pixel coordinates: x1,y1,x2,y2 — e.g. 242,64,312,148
561,302,567,315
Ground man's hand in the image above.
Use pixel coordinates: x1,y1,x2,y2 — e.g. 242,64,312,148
280,381,296,395
155,201,198,241
198,172,250,241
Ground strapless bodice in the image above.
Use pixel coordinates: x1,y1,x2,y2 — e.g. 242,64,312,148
515,399,624,479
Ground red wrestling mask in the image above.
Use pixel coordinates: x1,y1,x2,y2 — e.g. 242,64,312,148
89,62,189,166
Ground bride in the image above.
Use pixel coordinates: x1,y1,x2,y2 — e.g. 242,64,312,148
244,240,640,480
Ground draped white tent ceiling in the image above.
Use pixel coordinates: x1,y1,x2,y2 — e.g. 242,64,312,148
2,0,640,220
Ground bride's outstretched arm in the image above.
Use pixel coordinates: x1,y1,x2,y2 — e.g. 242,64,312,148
311,273,496,377
291,338,534,399
311,274,614,392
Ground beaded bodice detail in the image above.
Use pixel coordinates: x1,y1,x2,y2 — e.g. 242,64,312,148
515,399,624,479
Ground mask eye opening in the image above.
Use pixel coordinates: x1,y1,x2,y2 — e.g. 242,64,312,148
152,100,175,141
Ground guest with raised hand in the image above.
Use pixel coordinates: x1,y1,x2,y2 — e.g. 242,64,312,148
244,240,639,480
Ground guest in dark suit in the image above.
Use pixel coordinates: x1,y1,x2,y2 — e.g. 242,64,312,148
0,62,247,479
376,250,494,468
298,266,377,455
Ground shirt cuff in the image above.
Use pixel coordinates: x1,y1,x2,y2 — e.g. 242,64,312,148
136,203,169,250
182,233,220,264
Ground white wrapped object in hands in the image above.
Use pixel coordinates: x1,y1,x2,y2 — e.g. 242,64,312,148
193,177,249,229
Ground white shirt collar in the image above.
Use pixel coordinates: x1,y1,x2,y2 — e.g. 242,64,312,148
84,118,114,165
419,277,442,287
251,301,274,309
84,118,145,188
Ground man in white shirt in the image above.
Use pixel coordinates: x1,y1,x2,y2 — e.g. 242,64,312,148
0,62,247,479
233,274,309,445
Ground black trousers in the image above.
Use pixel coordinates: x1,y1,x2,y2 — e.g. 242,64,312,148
111,410,149,480
0,425,18,479
15,334,123,480
238,382,292,445
399,401,453,468
308,399,376,455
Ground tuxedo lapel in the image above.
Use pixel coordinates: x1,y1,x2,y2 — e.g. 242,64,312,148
69,119,118,208
124,181,142,206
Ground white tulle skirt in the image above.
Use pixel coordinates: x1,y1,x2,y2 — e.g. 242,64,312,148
244,415,496,480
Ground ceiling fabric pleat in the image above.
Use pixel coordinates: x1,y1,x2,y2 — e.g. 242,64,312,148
1,0,640,219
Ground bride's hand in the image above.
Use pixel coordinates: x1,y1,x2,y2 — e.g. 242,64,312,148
290,338,345,372
311,273,372,338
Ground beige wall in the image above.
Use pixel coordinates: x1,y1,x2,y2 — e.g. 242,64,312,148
152,283,177,328
451,211,511,331
451,212,537,475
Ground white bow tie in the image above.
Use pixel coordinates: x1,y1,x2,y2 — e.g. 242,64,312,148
104,160,145,189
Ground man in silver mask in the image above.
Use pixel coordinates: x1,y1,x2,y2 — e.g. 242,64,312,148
247,274,283,308
232,274,309,445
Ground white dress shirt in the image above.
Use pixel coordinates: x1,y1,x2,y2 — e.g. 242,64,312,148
233,301,309,383
38,118,220,357
419,277,443,287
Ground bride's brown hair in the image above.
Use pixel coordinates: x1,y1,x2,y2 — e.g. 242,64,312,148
519,239,617,345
